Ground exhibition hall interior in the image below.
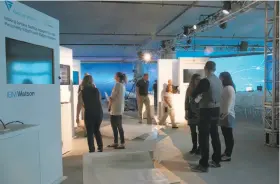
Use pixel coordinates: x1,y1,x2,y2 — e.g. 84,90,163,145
0,1,279,184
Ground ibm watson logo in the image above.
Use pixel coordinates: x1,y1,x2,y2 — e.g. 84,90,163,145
7,91,35,98
5,0,13,11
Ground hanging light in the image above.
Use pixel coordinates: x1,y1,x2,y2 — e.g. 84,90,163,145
222,1,231,15
193,25,197,30
143,53,152,62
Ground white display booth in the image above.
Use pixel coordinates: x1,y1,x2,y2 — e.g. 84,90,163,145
0,1,63,184
60,46,73,154
157,58,208,123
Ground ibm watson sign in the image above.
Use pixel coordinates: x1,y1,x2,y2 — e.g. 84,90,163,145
7,91,35,98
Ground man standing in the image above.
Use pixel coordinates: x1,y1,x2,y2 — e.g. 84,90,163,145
136,73,152,124
191,61,223,172
153,80,158,113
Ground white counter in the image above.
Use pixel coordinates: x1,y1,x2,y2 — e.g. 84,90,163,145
0,124,40,184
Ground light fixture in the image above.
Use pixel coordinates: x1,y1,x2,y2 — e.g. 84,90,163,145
183,26,192,36
160,41,166,49
143,53,152,62
171,47,175,51
219,22,227,29
222,1,231,15
187,38,192,45
193,25,197,30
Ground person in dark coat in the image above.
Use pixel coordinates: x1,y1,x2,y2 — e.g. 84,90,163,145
185,74,201,155
76,75,103,153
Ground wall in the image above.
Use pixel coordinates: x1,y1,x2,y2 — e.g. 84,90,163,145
72,59,81,129
0,1,62,184
81,62,158,98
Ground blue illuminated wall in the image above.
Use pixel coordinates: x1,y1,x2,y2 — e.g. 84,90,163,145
212,54,265,91
81,62,157,97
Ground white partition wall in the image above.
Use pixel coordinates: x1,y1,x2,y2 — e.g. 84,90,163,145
0,1,63,184
72,59,81,129
60,47,73,154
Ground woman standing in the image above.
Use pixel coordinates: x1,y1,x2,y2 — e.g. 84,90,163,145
219,72,236,162
159,84,178,128
185,74,201,155
76,75,103,153
108,72,127,149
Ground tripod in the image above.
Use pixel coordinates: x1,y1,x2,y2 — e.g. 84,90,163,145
125,79,138,111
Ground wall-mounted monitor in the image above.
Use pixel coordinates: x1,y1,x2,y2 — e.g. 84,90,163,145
6,37,54,84
73,71,79,85
183,69,204,83
60,64,70,85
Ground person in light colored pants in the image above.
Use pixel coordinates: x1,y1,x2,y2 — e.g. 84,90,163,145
137,95,152,124
159,84,178,128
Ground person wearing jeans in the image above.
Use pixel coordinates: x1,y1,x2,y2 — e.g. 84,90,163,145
136,74,152,124
108,72,126,149
191,61,223,172
219,72,236,162
76,75,103,153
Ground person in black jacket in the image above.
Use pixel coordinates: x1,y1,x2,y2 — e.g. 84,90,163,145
185,74,201,155
76,75,103,153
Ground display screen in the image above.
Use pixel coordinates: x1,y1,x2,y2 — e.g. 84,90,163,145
73,71,79,85
6,37,54,84
60,64,70,85
183,69,204,83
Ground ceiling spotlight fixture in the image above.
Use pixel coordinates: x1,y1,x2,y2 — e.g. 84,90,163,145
171,47,175,51
193,25,197,30
143,53,152,62
183,26,191,36
219,22,227,29
187,38,192,45
222,1,231,15
160,41,166,49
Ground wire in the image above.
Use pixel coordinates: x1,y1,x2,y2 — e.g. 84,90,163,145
0,119,7,129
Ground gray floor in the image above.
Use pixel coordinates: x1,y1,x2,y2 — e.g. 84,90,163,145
62,111,279,184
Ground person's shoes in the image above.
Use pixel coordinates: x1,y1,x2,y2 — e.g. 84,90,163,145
115,144,125,149
97,148,103,152
172,126,179,129
138,121,143,124
190,164,208,173
221,154,231,162
107,143,118,148
189,147,197,155
195,147,201,155
209,160,221,168
89,150,95,153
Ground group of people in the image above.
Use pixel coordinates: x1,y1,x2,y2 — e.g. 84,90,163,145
75,60,236,174
185,61,236,173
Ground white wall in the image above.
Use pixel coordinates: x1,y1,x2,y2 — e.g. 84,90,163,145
0,2,63,184
60,47,73,154
72,59,81,130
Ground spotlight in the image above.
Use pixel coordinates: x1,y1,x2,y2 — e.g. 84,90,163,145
187,38,192,45
222,1,231,15
143,53,152,62
160,41,166,49
183,26,192,36
219,22,227,29
193,25,197,30
171,47,175,51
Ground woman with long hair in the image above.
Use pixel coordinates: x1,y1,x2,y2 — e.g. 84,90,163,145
108,72,127,149
76,75,103,153
185,74,201,155
219,72,236,162
159,84,178,128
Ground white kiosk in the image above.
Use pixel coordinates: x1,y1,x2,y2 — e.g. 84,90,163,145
157,58,208,123
0,1,64,184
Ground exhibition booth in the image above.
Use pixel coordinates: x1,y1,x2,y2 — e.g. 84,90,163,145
0,1,65,184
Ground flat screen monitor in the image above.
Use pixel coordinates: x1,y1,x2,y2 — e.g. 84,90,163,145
183,69,204,83
60,64,70,85
6,37,54,84
73,71,79,85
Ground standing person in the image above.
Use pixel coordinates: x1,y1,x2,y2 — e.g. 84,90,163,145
76,75,103,153
159,84,178,128
185,74,201,155
219,72,236,162
153,80,158,113
191,61,223,172
107,72,126,149
136,73,152,124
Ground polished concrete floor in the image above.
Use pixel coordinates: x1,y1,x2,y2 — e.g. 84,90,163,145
62,111,279,184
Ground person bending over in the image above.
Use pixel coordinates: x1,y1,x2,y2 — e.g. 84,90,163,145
136,73,152,124
76,75,103,153
219,72,236,162
159,84,178,128
185,74,201,155
191,61,223,172
108,72,127,149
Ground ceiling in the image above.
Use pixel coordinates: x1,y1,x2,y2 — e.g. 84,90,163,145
21,1,274,62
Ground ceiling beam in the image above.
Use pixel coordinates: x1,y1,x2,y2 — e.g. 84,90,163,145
209,52,264,58
60,43,140,46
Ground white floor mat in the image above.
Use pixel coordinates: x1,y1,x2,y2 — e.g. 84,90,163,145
100,123,165,140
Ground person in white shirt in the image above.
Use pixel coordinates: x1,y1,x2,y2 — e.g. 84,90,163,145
219,72,236,162
159,84,178,128
108,72,127,149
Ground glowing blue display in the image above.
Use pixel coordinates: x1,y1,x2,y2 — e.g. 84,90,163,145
81,63,157,97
